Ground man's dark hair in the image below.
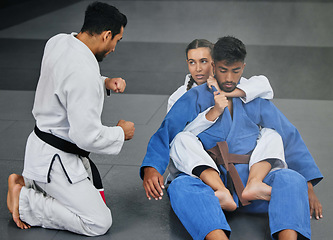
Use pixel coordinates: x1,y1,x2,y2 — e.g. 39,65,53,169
80,1,127,39
212,36,247,65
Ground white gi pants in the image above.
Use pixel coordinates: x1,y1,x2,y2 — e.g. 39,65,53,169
170,128,287,178
250,128,287,171
19,158,112,236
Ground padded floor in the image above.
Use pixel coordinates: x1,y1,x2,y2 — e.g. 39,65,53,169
0,0,332,239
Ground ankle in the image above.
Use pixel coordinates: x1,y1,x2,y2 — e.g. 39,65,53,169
247,177,263,185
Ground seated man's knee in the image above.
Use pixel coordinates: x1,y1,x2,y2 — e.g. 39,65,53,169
168,174,212,196
168,175,186,195
271,169,307,189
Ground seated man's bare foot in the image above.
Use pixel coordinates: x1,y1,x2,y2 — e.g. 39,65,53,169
242,179,272,201
215,188,237,211
7,174,30,229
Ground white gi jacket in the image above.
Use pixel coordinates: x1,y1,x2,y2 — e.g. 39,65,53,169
167,74,273,112
23,33,124,184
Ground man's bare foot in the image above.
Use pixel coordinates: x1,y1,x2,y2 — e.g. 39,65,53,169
215,188,237,211
242,179,272,201
16,174,25,186
7,174,30,229
7,173,25,186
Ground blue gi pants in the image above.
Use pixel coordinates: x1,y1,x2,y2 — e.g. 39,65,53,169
167,169,310,240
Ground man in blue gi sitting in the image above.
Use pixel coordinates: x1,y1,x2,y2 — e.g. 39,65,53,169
140,36,323,240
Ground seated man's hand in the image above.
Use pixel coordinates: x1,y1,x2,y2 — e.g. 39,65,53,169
143,167,165,200
105,77,126,93
308,182,323,220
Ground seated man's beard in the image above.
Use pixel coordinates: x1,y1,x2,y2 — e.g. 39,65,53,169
218,81,237,93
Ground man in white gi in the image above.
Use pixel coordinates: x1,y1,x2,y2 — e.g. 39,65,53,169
7,2,135,236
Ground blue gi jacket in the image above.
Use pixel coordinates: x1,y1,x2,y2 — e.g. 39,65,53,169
140,83,323,187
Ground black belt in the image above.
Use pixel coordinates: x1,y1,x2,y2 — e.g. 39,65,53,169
34,125,90,157
33,126,104,193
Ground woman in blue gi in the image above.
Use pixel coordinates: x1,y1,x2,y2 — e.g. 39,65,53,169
141,36,323,240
